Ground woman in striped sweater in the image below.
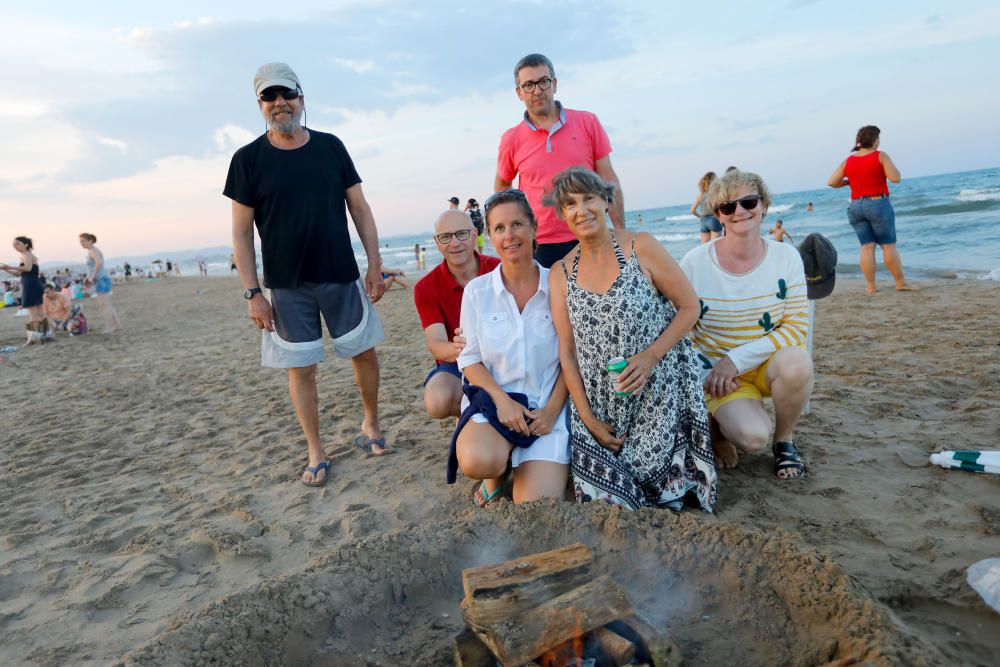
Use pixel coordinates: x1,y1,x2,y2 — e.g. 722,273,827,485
679,170,814,480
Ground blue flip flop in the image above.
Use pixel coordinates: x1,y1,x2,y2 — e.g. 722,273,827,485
353,435,394,457
301,460,330,487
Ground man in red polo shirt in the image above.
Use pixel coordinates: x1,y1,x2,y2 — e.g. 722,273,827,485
414,210,500,419
495,53,625,268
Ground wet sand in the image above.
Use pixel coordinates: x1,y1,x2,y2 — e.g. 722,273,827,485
1,275,998,665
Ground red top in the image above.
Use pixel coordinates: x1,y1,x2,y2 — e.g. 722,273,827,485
844,151,890,199
413,252,500,363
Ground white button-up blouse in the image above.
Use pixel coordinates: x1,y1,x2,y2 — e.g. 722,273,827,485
457,263,561,414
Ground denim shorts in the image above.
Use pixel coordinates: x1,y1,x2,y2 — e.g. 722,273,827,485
699,215,722,233
847,197,897,246
94,275,113,294
423,361,461,386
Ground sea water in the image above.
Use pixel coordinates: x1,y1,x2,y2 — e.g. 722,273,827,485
114,166,998,281
365,167,999,280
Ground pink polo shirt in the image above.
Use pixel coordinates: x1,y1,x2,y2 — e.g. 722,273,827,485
497,104,612,244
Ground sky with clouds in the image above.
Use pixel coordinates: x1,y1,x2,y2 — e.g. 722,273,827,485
2,0,998,262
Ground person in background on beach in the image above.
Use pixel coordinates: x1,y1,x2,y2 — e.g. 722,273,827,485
465,198,486,253
448,196,460,210
495,53,625,268
451,189,571,506
546,168,717,510
827,125,916,294
806,202,814,213
225,62,391,488
123,262,132,280
680,170,813,481
1,237,47,338
229,253,237,273
769,219,793,244
413,242,420,266
419,246,427,270
79,233,121,333
636,213,644,225
380,264,408,290
414,210,500,420
42,284,78,333
691,171,723,244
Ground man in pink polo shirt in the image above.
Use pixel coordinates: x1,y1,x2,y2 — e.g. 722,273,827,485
495,53,625,268
414,210,500,419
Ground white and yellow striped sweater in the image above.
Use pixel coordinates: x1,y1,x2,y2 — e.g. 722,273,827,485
679,239,808,377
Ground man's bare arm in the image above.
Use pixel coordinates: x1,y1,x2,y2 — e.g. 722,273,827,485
595,156,625,230
231,200,274,331
345,183,385,303
231,201,260,289
494,175,513,192
423,323,462,363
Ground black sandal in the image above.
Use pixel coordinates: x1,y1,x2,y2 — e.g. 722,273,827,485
773,441,806,480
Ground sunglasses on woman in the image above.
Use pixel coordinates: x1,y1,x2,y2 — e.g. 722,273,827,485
259,87,301,102
716,195,762,216
483,188,528,214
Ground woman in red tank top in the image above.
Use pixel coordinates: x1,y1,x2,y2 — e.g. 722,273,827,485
827,125,916,294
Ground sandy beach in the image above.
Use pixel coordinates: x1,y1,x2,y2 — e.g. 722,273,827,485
1,275,998,666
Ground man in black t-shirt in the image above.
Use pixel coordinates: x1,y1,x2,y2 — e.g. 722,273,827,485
224,62,392,488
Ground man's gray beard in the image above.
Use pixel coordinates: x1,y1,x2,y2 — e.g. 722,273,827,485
267,110,301,135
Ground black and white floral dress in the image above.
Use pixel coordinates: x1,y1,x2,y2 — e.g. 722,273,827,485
562,235,717,511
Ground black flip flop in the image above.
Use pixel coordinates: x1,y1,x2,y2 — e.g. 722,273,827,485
773,441,806,480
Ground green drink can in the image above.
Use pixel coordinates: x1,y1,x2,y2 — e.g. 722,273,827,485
607,356,633,396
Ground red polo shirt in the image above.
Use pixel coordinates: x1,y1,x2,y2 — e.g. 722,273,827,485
414,252,500,363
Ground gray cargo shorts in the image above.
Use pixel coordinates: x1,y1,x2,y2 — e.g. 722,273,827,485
261,279,384,368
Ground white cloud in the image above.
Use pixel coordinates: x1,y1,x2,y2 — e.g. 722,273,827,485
213,124,256,152
332,57,376,74
0,119,85,185
96,135,128,154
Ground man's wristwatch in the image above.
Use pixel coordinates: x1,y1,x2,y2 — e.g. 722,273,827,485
243,287,262,300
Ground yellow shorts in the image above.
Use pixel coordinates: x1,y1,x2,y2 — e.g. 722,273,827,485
705,348,792,415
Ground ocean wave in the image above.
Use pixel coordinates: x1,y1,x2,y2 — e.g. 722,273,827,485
663,213,694,222
654,232,699,242
980,268,1000,281
769,203,795,213
957,187,1000,202
898,199,1000,216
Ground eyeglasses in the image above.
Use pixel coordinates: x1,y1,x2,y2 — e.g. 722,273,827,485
259,87,301,102
519,77,553,93
434,229,473,245
716,195,762,216
484,188,528,214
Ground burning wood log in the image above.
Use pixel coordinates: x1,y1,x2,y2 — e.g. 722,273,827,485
591,627,636,666
475,575,635,667
453,628,496,667
462,543,594,628
605,616,682,667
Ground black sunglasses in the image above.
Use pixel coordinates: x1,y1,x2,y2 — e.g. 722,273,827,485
259,87,301,102
434,229,473,244
484,188,528,213
716,195,762,216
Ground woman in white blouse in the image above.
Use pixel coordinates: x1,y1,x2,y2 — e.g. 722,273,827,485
456,189,570,505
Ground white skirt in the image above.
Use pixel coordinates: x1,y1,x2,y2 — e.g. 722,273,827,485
469,404,571,467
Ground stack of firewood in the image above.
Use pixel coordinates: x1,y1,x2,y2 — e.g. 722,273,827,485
454,544,682,667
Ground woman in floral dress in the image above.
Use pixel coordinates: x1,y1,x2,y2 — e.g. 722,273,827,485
546,168,717,511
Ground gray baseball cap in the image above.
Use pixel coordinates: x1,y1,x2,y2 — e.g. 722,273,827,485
253,62,301,97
